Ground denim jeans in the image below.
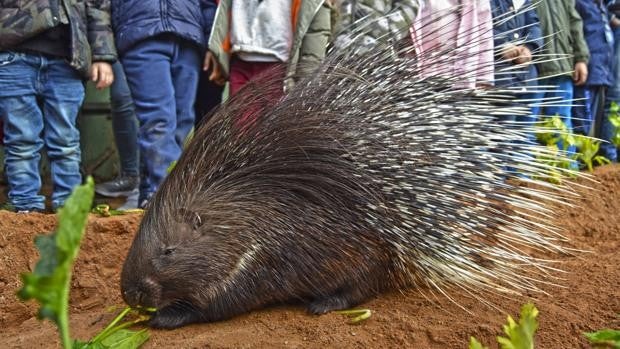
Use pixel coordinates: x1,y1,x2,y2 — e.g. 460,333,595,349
110,60,139,177
0,52,84,210
121,35,200,202
573,86,618,162
530,76,578,163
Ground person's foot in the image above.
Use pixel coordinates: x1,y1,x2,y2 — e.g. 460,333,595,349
95,175,139,197
118,189,139,210
1,202,46,213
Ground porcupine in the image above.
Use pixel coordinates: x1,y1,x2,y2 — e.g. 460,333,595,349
120,6,582,329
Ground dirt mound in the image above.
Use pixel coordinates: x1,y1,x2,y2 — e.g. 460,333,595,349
1,165,619,349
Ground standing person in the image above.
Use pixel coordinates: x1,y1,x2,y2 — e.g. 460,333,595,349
607,0,620,159
0,0,115,213
409,0,495,89
206,0,334,97
572,0,617,163
94,61,140,209
111,0,218,208
532,0,590,162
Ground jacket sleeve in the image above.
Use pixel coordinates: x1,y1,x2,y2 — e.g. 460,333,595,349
568,0,590,64
522,0,543,52
385,0,420,40
295,3,332,80
85,0,117,62
201,0,218,45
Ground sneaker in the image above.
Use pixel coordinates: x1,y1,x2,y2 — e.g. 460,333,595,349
95,175,139,197
1,203,45,213
118,189,139,210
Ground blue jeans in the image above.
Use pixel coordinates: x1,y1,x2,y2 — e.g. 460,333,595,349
0,52,84,210
530,76,578,162
110,60,139,176
573,86,618,162
121,35,200,201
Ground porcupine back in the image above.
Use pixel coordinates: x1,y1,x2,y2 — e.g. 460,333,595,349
122,3,585,328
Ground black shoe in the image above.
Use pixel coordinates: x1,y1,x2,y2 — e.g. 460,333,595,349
95,175,139,197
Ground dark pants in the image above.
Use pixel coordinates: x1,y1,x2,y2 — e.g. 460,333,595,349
573,86,618,162
110,60,139,177
194,69,224,128
121,35,201,202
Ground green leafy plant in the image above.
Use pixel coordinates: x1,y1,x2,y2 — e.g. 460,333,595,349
584,329,620,349
608,102,620,147
573,134,612,172
17,177,150,348
469,303,539,349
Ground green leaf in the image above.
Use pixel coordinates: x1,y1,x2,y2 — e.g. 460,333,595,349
99,329,149,348
496,303,539,349
469,336,489,349
17,177,95,348
584,329,620,348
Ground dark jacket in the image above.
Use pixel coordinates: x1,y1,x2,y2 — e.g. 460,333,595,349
535,0,590,78
576,0,614,86
111,0,217,55
0,0,116,77
491,0,543,87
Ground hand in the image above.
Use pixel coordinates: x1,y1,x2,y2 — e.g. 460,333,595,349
573,62,588,86
611,16,620,28
90,62,114,89
501,44,520,61
203,51,226,86
513,46,532,65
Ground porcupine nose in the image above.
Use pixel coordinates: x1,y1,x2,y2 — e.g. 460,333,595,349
122,288,146,307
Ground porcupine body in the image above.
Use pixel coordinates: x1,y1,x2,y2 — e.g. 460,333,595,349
120,7,580,329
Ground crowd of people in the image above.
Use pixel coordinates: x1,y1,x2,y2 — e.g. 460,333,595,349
0,0,619,213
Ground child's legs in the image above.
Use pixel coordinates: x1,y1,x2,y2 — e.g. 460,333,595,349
110,60,139,177
0,52,45,210
41,58,85,209
572,86,593,135
170,40,200,149
540,76,576,155
122,36,181,201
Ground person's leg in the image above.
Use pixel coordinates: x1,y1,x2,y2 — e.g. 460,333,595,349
572,86,592,135
229,57,254,96
122,36,178,204
194,70,224,127
0,52,46,211
110,60,139,177
95,60,140,198
41,58,85,210
170,39,200,150
597,87,618,162
541,76,577,155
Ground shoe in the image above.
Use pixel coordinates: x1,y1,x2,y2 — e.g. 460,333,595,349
1,202,45,213
95,175,139,197
118,189,139,210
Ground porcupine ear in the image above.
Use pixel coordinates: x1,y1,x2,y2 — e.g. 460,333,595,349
176,207,204,231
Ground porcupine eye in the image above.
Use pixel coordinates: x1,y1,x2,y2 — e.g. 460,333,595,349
163,247,175,256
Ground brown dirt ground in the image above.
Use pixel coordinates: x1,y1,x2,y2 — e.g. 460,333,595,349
1,165,619,349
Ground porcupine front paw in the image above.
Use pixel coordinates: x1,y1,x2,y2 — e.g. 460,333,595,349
149,304,202,329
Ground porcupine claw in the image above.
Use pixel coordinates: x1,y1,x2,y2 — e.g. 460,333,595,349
149,304,203,329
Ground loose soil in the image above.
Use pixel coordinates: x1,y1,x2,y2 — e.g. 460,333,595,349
1,165,619,349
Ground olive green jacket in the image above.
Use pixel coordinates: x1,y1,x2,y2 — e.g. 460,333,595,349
208,0,333,89
0,0,117,77
535,0,590,78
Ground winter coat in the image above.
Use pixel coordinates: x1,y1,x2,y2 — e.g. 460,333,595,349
333,0,420,49
491,0,543,87
0,0,116,77
534,0,590,78
111,0,217,55
575,0,614,86
209,0,333,89
410,0,494,89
